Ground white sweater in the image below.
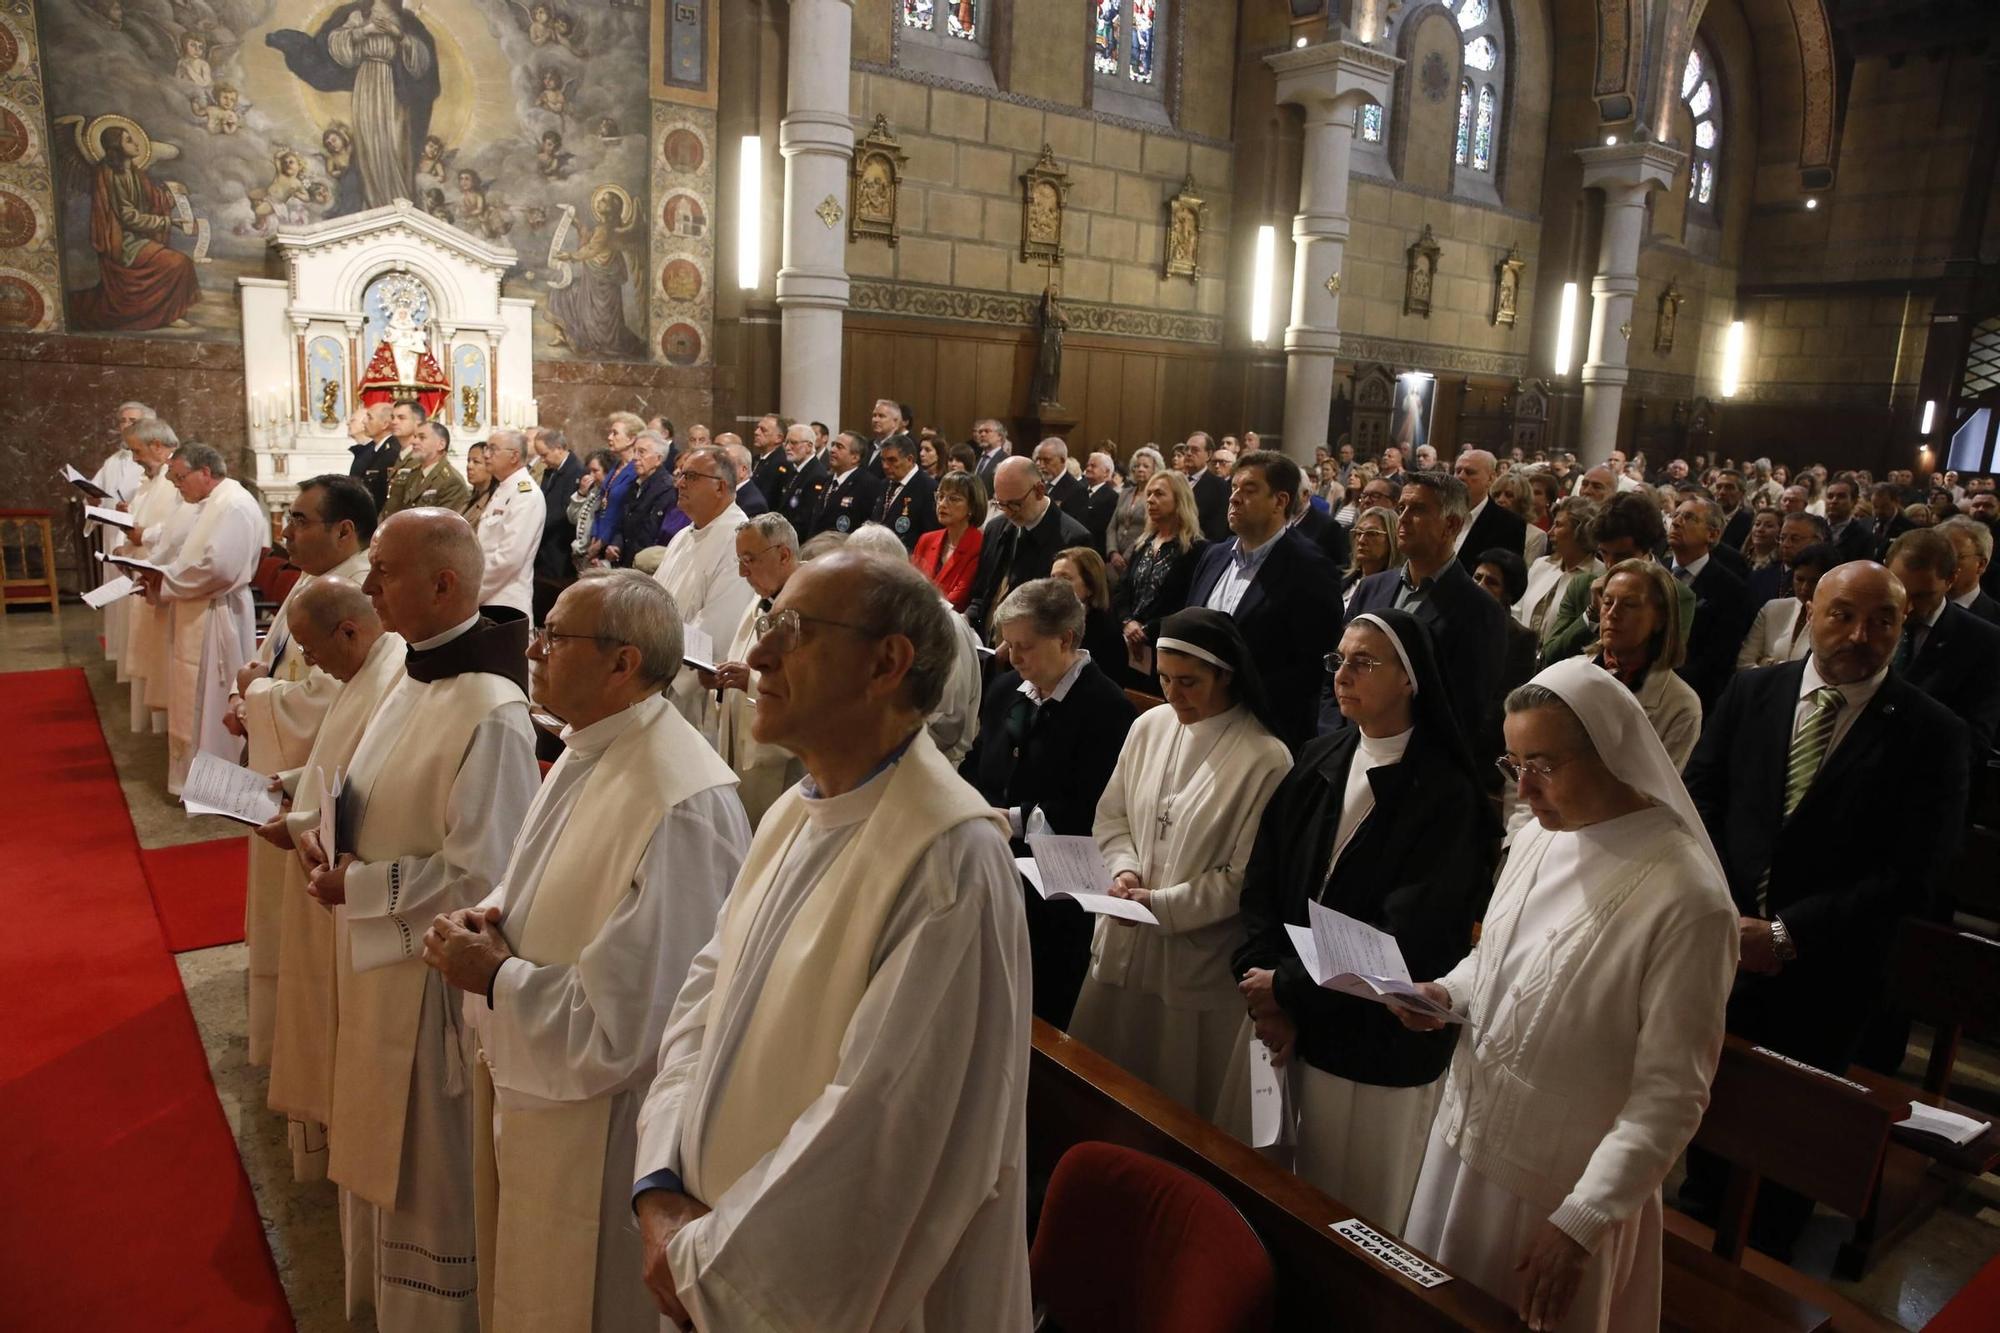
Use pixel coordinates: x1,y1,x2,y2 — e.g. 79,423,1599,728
1431,814,1738,1252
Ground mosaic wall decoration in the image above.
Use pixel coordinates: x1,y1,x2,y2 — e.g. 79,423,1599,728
648,100,714,366
0,0,61,332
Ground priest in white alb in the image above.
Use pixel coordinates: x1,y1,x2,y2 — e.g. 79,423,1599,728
633,552,1033,1331
91,402,152,668
228,474,375,1068
651,445,753,738
424,570,749,1333
139,443,269,794
472,429,545,618
257,577,404,1185
111,417,184,733
702,512,806,826
300,509,539,1333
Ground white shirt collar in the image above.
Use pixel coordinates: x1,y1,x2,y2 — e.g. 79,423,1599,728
1915,597,1948,630
1018,651,1091,706
559,691,663,754
410,611,481,651
1675,552,1710,580
1452,497,1489,551
832,466,857,486
1953,587,1981,609
1799,655,1889,713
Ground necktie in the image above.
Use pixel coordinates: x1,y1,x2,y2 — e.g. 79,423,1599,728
1675,565,1694,584
1893,620,1922,671
1761,686,1843,912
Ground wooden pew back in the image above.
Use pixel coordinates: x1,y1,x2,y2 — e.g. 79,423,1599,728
1883,918,2000,1094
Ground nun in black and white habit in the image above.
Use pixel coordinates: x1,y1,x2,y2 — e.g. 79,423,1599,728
1228,608,1499,1231
1069,609,1294,1116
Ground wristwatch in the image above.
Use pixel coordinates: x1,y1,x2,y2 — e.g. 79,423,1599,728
1769,916,1797,963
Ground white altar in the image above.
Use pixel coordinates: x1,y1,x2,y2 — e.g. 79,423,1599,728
236,198,538,507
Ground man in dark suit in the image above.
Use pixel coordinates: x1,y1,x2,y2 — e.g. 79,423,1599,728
1682,561,1968,1259
530,427,583,622
719,438,769,517
1938,516,2000,627
1886,529,2000,767
870,436,939,551
1668,495,1755,709
1451,448,1527,570
1032,437,1090,525
777,422,830,538
1290,487,1351,568
748,413,795,510
1186,450,1344,752
965,456,1091,636
866,398,912,479
345,402,401,511
613,432,677,566
972,417,1012,488
1080,449,1120,552
1821,476,1873,565
1713,469,1753,552
808,430,886,538
1869,482,1915,562
1332,471,1505,753
1181,433,1232,542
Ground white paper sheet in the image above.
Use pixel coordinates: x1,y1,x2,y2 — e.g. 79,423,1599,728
1896,1103,1991,1147
314,766,343,863
1249,1040,1287,1148
1023,834,1159,924
681,624,717,674
83,504,136,531
106,553,166,575
1289,906,1468,1025
182,752,282,826
82,575,138,609
60,464,112,500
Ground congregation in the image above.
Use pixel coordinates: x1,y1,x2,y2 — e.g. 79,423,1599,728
85,392,2000,1333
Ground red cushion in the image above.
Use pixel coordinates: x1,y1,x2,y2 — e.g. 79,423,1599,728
1031,1142,1274,1333
1924,1251,2000,1332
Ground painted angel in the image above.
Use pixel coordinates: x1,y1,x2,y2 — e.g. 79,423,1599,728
504,1,558,45
536,130,575,181
547,187,644,357
190,84,247,136
533,68,580,123
551,10,589,56
245,148,315,233
417,133,457,184
125,11,240,91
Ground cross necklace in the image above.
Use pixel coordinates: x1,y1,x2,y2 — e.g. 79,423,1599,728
1154,720,1228,842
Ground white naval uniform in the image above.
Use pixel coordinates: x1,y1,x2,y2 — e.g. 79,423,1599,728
476,470,546,618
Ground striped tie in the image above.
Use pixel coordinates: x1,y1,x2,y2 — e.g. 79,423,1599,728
1759,686,1844,913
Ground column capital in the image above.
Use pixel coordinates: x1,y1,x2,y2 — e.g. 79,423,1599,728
1265,27,1402,118
1576,141,1687,197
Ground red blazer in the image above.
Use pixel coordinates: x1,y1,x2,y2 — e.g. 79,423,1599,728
912,525,984,611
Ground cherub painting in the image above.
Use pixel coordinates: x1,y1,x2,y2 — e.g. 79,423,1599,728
537,130,575,181
551,11,589,56
534,68,579,123
417,133,457,185
245,148,315,233
317,121,364,217
191,84,245,136
505,1,558,45
456,168,513,240
124,11,240,90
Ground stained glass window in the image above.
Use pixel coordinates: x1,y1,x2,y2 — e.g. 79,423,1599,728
1455,81,1473,167
1093,0,1120,75
1682,42,1721,217
946,0,977,40
1450,0,1490,31
1465,36,1497,71
902,0,935,30
1360,103,1384,144
1473,85,1496,171
1129,0,1156,83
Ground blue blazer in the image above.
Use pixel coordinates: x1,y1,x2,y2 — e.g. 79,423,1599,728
1186,529,1344,752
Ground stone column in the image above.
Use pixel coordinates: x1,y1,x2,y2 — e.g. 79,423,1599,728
777,0,854,430
1266,32,1400,468
1575,142,1683,465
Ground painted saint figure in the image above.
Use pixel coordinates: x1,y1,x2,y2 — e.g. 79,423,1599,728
268,0,441,212
69,122,199,332
548,186,646,359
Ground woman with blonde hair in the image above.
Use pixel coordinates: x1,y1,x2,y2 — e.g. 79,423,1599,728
1053,545,1128,670
1491,471,1548,563
1108,446,1164,567
1343,505,1399,611
1517,497,1601,643
1585,559,1701,767
1113,468,1206,686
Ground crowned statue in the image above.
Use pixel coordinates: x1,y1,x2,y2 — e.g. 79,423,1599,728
357,272,450,414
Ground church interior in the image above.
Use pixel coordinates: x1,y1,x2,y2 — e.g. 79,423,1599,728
4,0,2000,1330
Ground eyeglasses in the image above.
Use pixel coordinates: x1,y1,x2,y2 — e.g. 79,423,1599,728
1323,651,1392,674
735,544,777,566
678,469,727,488
752,608,876,654
1494,751,1586,783
530,625,621,651
993,492,1034,512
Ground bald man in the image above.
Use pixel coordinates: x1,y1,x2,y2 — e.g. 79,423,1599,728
301,509,539,1332
1452,448,1527,567
260,576,404,1182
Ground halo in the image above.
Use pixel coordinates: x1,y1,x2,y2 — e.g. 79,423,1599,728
590,183,634,224
79,114,155,169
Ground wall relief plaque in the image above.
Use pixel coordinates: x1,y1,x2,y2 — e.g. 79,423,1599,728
849,114,908,247
1405,223,1442,319
1019,143,1070,267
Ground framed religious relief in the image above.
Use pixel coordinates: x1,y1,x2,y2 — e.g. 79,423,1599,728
1655,280,1685,354
1019,144,1069,266
1492,243,1524,327
1405,224,1441,318
849,115,908,247
1164,174,1204,281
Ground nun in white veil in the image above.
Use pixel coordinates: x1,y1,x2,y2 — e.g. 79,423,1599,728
1394,657,1738,1333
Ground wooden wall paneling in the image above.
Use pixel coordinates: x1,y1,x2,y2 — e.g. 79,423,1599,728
1118,353,1159,455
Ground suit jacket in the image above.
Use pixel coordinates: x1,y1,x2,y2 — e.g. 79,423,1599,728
1081,481,1120,552
1676,557,1754,709
1959,588,2000,627
734,482,769,517
780,456,831,536
1047,472,1091,526
751,447,794,511
533,451,584,583
1901,601,2000,765
1685,662,1967,1069
810,465,886,538
867,432,912,479
913,524,985,611
348,435,400,510
965,504,1092,633
1292,505,1350,569
1187,530,1345,752
1707,540,1751,581
1872,513,1915,563
871,468,939,550
1332,561,1506,752
1719,507,1752,552
1830,516,1874,565
618,469,678,562
1455,499,1529,570
973,445,1011,488
1191,470,1231,543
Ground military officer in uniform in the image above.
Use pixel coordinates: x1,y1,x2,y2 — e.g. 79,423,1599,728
382,418,471,517
808,430,885,539
870,435,938,552
474,428,547,617
749,412,796,510
779,421,831,537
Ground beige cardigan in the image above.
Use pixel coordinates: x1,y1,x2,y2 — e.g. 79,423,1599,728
1431,815,1738,1252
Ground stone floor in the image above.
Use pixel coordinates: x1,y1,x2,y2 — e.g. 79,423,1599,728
5,599,1997,1331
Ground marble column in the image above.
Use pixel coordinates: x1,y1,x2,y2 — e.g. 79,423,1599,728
1266,32,1400,468
1575,142,1683,465
777,0,854,430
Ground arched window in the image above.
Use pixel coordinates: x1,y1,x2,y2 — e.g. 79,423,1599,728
899,0,994,85
1682,42,1721,219
1092,0,1171,122
1444,0,1504,182
1358,103,1385,144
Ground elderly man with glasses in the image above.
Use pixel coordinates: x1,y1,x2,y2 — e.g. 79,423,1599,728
963,455,1090,638
698,513,808,827
473,428,549,618
653,444,756,738
633,551,1032,1331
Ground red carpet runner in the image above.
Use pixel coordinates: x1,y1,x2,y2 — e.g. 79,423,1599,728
144,838,250,954
0,669,292,1331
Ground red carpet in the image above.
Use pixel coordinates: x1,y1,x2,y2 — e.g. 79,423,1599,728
0,669,292,1331
143,839,249,953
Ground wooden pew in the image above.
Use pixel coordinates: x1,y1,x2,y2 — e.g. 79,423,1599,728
1029,1023,1822,1332
1944,825,2000,926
